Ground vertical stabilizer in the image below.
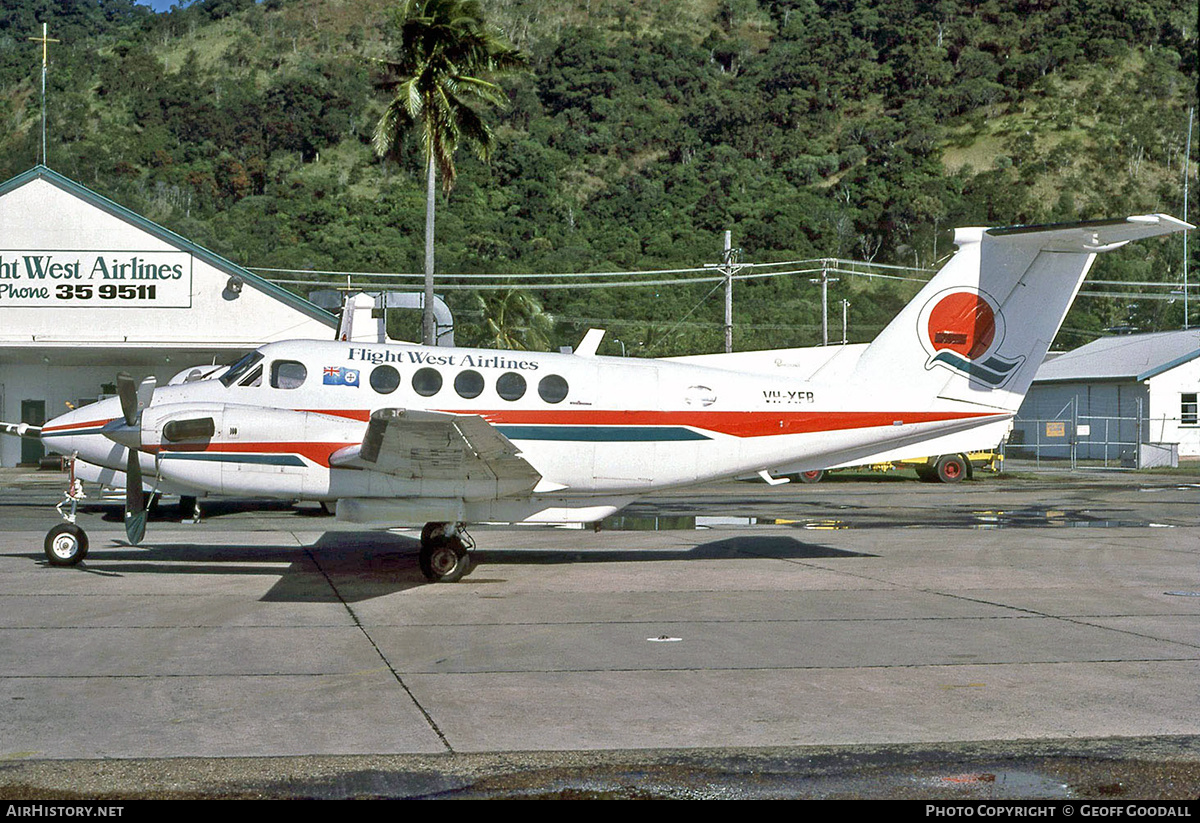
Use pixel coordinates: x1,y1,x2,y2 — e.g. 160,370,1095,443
850,215,1192,412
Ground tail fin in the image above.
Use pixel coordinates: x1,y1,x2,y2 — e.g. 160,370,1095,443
850,214,1193,412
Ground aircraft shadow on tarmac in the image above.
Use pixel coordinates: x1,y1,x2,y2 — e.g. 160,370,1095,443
94,499,331,522
12,531,872,603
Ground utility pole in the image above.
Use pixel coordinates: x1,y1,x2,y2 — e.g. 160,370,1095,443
705,231,743,353
723,231,733,353
841,299,850,345
28,23,59,166
1185,106,1193,330
810,260,839,346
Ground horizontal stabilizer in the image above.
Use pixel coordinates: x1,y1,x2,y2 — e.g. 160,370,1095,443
984,214,1191,251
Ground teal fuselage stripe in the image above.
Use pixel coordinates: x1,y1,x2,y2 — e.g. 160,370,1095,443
160,452,307,467
496,425,710,442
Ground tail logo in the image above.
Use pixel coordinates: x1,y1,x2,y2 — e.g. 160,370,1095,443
918,289,1024,387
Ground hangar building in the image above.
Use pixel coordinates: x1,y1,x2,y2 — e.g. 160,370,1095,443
1012,329,1200,465
0,165,339,467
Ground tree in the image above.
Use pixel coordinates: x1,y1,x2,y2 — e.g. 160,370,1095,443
470,287,553,351
372,0,525,345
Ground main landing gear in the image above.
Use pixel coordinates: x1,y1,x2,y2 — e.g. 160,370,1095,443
419,522,475,583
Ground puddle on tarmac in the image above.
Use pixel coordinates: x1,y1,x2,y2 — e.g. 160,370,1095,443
909,768,1073,799
601,510,1165,531
601,515,758,531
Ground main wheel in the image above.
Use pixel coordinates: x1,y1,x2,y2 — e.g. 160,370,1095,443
420,521,445,548
44,523,88,566
419,534,469,583
797,469,825,483
934,454,968,483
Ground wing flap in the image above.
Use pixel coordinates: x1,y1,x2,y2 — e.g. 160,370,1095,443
329,408,541,498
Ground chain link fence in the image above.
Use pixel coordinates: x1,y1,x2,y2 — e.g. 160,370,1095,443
1010,396,1181,469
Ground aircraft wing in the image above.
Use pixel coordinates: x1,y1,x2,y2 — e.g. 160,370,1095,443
328,408,542,498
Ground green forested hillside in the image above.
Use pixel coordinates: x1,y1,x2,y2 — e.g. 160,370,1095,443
0,0,1195,354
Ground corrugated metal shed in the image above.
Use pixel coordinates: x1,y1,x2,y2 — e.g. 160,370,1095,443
1015,330,1200,463
1035,330,1200,383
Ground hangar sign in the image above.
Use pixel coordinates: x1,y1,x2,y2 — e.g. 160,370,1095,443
0,250,193,308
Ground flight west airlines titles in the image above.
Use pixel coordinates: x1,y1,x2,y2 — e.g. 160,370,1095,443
0,251,191,307
347,346,541,371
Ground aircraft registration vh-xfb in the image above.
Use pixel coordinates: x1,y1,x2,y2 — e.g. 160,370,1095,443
3,214,1192,581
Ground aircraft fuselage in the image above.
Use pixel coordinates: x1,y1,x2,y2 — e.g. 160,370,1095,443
41,338,1004,513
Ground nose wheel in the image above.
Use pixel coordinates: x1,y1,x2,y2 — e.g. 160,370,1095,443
44,456,88,566
419,522,474,583
45,523,88,566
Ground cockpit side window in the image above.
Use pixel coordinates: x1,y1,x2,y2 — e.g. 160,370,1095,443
219,351,264,387
271,360,307,389
239,364,263,388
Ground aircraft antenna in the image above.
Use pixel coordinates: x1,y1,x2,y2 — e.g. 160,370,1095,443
28,23,59,167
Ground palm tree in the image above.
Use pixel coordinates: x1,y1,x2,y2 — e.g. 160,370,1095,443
472,287,554,351
373,0,525,345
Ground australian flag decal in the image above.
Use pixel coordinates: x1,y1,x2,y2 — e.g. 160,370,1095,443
323,366,360,387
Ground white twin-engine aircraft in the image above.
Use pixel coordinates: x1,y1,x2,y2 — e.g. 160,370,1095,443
15,215,1192,581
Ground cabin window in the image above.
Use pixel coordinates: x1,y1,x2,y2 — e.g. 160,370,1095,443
370,365,401,394
219,351,263,387
412,367,443,397
496,371,526,401
454,370,485,399
270,361,307,390
1182,393,1198,426
538,374,569,404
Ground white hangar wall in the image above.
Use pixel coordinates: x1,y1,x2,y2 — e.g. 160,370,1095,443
0,166,338,467
1145,357,1200,455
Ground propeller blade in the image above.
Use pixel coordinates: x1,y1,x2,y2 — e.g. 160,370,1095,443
116,372,138,427
137,376,157,419
124,449,146,546
1,422,42,438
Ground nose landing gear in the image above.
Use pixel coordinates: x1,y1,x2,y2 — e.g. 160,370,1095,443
45,456,88,566
45,522,88,566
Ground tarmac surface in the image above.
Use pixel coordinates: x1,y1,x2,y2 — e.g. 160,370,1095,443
0,465,1198,799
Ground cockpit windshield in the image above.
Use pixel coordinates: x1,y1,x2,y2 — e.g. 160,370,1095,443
219,351,265,387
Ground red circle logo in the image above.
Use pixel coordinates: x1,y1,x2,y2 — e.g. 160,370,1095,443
927,292,996,360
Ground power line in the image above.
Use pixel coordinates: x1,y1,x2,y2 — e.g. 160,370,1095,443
258,257,1195,310
249,256,935,284
258,263,934,292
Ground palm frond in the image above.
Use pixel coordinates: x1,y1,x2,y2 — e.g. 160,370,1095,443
374,0,526,191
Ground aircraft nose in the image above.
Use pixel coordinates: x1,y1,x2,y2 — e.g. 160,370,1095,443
40,397,125,459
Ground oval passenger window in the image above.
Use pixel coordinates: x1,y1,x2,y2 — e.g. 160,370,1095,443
412,367,443,397
538,374,569,404
370,365,401,394
454,370,485,399
496,372,526,401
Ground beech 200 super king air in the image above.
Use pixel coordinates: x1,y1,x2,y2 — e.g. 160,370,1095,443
7,214,1192,581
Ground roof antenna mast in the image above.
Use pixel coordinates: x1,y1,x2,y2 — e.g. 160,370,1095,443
28,23,59,167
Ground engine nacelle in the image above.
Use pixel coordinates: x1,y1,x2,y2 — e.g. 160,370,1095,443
142,403,362,497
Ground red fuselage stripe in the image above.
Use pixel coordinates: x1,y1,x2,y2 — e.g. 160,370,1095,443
304,409,999,438
450,409,1001,438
